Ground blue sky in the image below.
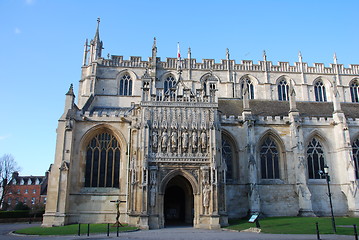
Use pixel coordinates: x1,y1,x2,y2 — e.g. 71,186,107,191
0,0,358,176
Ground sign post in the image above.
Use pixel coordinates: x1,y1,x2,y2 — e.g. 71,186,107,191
248,214,260,228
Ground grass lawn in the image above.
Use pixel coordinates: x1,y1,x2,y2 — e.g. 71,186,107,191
14,223,138,235
225,217,359,235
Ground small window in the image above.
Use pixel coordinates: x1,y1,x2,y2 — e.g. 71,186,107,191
43,197,47,204
17,189,20,194
350,80,359,103
24,189,28,194
7,198,12,205
119,74,133,96
24,197,27,204
164,75,176,94
314,80,327,102
241,77,254,99
31,197,35,204
33,189,36,194
15,198,19,204
278,79,289,101
307,138,325,179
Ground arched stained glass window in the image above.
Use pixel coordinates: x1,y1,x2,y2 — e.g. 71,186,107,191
241,77,254,99
307,138,325,179
260,137,280,179
164,75,176,94
119,74,132,96
350,80,359,103
278,79,289,101
85,132,120,188
352,139,359,179
314,80,327,102
222,136,234,181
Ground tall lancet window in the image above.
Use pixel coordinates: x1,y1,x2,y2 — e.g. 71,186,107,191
314,80,327,102
241,77,254,99
260,137,280,179
350,80,359,103
352,139,359,179
278,79,289,101
119,74,133,96
307,138,325,179
164,75,176,94
222,135,235,181
85,132,120,188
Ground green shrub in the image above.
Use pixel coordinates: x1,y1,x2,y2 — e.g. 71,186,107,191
0,210,30,219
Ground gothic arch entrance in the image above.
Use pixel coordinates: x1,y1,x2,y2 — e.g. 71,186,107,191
163,175,194,226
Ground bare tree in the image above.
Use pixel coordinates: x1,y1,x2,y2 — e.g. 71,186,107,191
0,154,19,210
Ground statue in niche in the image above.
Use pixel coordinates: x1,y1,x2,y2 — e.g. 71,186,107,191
182,131,189,150
203,184,211,214
161,130,168,150
171,131,178,151
201,131,207,150
192,131,198,149
152,131,158,150
150,185,157,207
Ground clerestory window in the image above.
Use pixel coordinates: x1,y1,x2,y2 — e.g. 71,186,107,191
85,132,120,188
241,77,254,99
164,75,176,95
278,79,289,101
314,80,327,102
119,74,133,96
350,80,359,103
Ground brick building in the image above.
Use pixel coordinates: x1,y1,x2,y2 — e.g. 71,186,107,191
4,171,49,210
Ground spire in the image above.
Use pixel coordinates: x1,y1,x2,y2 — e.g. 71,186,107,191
333,52,338,64
226,48,230,60
188,47,191,59
82,39,88,66
89,18,103,63
177,42,182,72
94,17,101,42
66,84,74,96
298,51,303,63
263,50,267,61
152,37,157,56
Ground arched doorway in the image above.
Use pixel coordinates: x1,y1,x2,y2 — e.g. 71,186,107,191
164,175,194,226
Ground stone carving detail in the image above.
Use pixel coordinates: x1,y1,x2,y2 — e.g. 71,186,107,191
161,131,168,151
201,131,207,150
203,183,211,214
182,131,189,151
171,131,177,150
152,131,158,151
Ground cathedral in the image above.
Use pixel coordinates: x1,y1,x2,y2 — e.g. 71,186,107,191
42,20,359,229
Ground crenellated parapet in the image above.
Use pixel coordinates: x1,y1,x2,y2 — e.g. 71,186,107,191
99,55,359,75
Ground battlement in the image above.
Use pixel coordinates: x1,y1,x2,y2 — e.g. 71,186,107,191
99,56,359,75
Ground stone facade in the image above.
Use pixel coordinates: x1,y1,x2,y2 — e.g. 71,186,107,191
42,20,359,229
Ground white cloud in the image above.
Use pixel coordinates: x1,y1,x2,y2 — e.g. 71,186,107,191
0,135,11,141
14,27,21,34
25,0,35,5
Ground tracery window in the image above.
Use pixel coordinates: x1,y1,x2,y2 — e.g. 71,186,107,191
222,136,234,181
351,139,359,179
307,138,325,179
314,80,327,102
278,79,289,101
241,78,254,99
164,75,176,94
350,80,359,103
85,132,120,188
119,74,132,96
260,137,280,179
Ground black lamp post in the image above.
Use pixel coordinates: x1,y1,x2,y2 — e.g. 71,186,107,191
319,165,336,233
